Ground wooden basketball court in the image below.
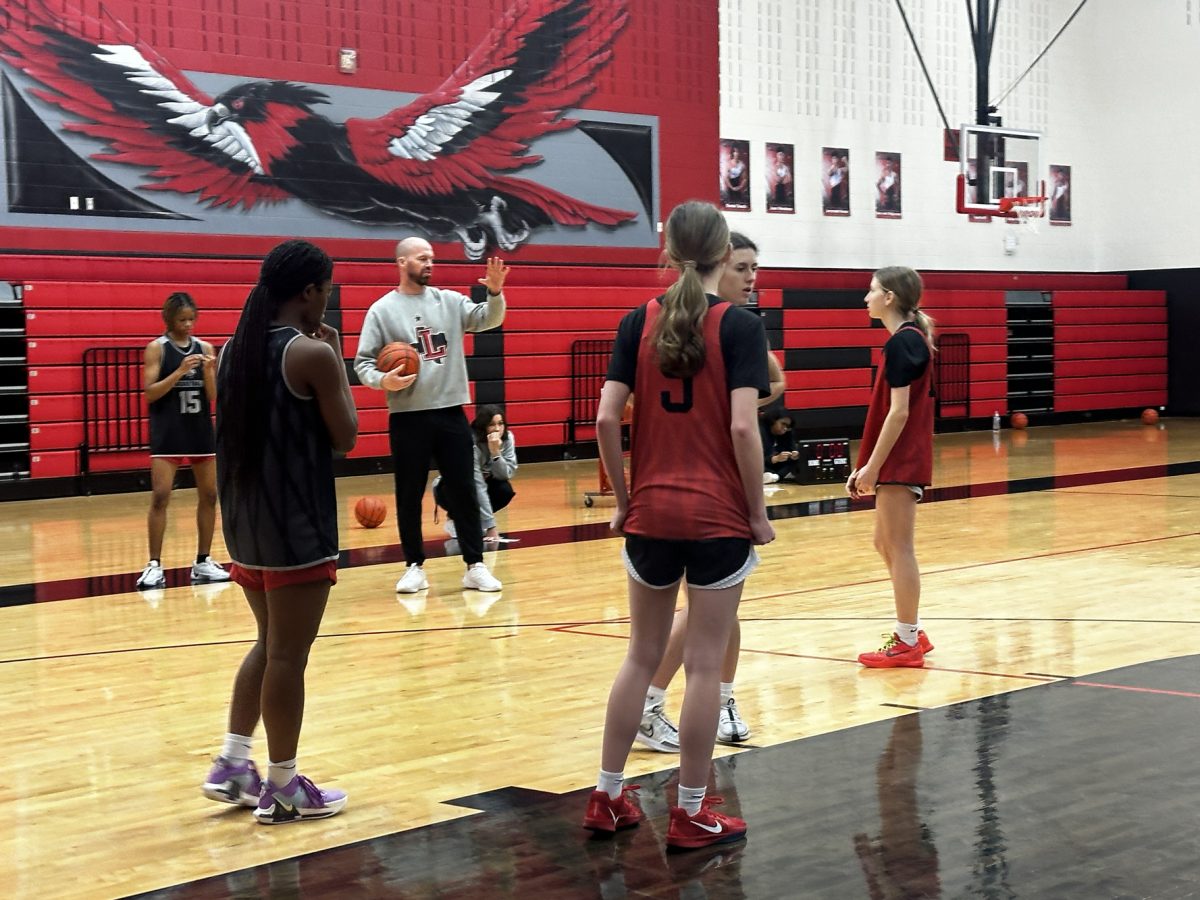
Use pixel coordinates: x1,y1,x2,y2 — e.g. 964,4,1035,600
2,418,1197,897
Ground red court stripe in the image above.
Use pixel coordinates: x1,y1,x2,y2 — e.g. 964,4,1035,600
1071,681,1200,699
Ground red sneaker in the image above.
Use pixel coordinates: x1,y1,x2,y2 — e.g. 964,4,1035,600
666,796,747,850
582,786,644,833
858,633,925,668
917,630,934,654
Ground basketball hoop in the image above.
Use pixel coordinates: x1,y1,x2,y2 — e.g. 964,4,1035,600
998,196,1046,233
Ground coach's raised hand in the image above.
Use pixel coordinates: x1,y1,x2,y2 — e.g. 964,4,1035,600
478,256,510,295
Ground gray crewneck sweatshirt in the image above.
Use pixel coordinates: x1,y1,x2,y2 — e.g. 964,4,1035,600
354,286,505,412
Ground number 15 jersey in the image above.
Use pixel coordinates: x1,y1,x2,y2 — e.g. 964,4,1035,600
149,334,215,457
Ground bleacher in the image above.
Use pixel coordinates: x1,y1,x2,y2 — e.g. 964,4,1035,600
4,255,1168,487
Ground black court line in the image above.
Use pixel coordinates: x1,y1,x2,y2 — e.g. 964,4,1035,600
8,603,1199,668
1026,672,1076,679
5,459,1200,608
0,619,622,666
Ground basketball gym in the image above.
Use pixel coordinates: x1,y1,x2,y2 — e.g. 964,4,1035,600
0,1,1196,897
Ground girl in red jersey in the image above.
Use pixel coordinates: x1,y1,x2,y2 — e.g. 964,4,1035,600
582,201,774,850
847,266,936,668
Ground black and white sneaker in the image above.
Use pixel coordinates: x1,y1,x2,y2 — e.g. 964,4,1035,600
191,556,232,583
635,703,680,752
136,560,165,590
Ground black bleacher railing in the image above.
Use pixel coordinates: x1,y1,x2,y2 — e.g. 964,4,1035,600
79,347,148,492
564,338,614,457
935,332,970,421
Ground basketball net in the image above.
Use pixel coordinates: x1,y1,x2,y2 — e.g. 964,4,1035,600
999,196,1046,234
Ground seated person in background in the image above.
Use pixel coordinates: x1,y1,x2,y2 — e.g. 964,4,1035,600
435,404,517,541
763,411,800,483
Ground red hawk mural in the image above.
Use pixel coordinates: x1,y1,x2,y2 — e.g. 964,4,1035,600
0,0,639,258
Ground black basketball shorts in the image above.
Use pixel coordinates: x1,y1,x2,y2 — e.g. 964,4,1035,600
622,536,758,590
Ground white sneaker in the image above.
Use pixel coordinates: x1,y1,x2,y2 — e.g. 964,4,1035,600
191,556,232,583
136,560,165,590
716,697,751,743
635,703,680,752
462,562,501,592
395,564,428,593
762,471,780,484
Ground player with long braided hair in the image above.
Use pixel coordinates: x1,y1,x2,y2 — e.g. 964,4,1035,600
202,240,358,824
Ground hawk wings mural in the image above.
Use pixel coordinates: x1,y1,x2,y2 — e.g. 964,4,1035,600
0,0,639,258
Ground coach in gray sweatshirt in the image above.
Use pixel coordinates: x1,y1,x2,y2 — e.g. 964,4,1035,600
354,236,508,594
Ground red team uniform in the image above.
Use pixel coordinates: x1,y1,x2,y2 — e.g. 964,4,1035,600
855,323,934,489
608,295,768,583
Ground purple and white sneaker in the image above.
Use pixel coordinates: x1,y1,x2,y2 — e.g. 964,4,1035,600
202,757,262,807
254,774,348,824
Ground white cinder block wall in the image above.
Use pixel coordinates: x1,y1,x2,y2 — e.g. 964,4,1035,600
718,0,1198,273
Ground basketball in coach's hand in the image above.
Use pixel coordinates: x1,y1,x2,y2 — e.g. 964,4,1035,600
377,342,421,376
1011,412,1028,430
1141,408,1159,425
354,496,387,529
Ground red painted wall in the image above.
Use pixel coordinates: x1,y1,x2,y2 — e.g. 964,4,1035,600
0,0,717,263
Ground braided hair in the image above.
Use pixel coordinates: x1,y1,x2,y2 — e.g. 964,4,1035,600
218,240,333,495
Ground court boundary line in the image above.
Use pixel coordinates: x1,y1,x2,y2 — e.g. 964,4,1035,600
6,459,1200,606
5,607,1199,667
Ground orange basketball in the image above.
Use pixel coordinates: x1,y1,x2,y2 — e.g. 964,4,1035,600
1141,408,1159,425
377,342,420,376
354,496,387,529
1011,412,1028,430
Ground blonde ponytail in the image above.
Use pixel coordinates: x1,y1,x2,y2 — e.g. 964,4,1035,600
653,201,730,378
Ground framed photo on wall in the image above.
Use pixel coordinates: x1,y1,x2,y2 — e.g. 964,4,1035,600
720,139,751,211
765,142,794,213
874,152,901,218
1049,165,1071,225
821,147,849,216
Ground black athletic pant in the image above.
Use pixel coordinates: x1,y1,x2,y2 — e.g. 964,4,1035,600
389,407,483,567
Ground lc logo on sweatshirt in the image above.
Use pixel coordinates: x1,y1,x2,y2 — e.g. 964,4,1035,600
415,326,448,363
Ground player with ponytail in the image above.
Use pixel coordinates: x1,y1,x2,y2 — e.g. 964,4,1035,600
583,200,774,850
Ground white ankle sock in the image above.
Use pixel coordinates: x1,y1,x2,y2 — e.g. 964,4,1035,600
895,621,920,646
268,758,297,787
221,733,254,763
645,685,666,709
598,768,624,800
678,784,707,816
720,682,735,704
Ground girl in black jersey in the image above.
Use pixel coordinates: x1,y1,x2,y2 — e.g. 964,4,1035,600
203,241,358,824
136,293,230,590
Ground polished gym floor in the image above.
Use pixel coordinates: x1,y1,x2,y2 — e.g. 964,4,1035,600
1,418,1197,898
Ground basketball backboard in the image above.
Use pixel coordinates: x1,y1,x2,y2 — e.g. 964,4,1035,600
955,124,1044,217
